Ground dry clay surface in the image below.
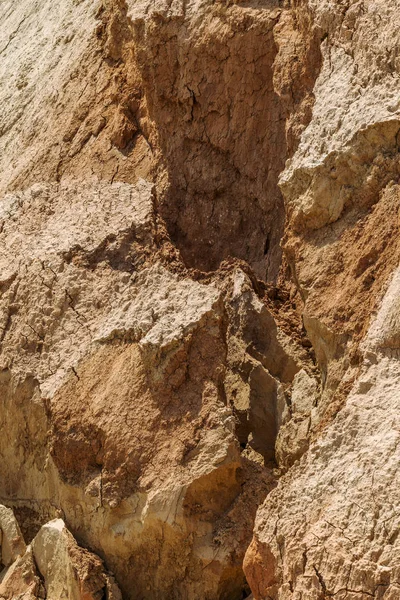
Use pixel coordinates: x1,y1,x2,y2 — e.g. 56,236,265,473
0,0,400,599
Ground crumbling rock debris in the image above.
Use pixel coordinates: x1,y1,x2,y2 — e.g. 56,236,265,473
0,506,121,600
1,0,400,598
32,518,122,600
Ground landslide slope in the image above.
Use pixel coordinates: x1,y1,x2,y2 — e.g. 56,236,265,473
0,1,399,600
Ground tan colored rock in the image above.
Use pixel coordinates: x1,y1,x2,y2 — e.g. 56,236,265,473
224,269,317,467
0,545,44,600
0,512,120,600
0,0,152,194
365,267,400,352
245,280,400,598
280,0,400,423
0,179,271,597
2,0,400,598
32,518,120,600
240,1,400,597
290,368,318,417
0,505,26,567
0,169,266,598
275,368,320,469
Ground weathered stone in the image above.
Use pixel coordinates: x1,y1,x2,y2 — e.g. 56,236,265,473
245,283,400,598
0,545,44,600
0,505,26,567
1,0,400,598
32,519,117,600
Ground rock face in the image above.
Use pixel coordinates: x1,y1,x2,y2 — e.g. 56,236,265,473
1,0,400,599
243,2,400,599
0,506,121,600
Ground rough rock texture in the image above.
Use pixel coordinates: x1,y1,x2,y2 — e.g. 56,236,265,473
1,0,400,599
0,505,26,569
243,1,400,599
130,0,321,280
32,518,122,600
0,506,120,600
244,274,400,599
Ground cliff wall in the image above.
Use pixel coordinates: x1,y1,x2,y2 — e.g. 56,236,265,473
0,1,399,598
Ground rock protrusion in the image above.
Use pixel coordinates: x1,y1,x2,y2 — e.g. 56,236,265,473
0,507,121,600
0,504,26,568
